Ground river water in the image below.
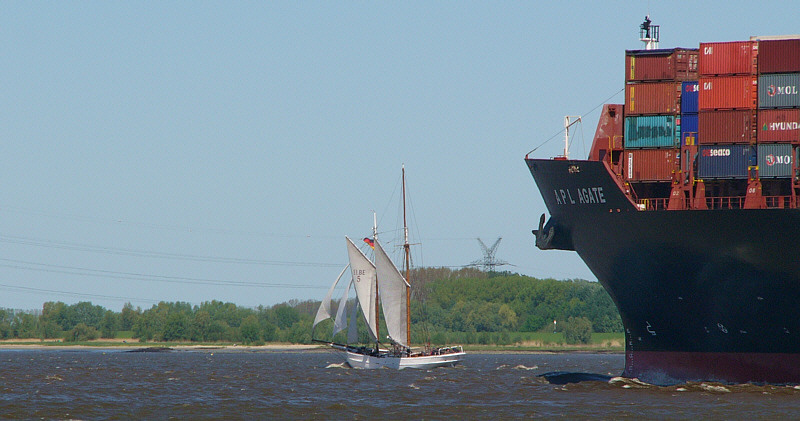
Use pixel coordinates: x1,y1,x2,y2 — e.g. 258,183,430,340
0,349,798,419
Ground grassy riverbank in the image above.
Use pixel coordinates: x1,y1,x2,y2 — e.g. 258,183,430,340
0,332,625,352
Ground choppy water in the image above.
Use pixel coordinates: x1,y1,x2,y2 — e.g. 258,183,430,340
0,349,799,419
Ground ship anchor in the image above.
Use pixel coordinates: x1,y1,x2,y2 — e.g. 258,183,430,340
532,214,555,250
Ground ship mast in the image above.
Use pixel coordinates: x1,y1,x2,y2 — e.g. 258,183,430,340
372,211,380,348
639,15,659,50
402,165,411,348
563,115,581,159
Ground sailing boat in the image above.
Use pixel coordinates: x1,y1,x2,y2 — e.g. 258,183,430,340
312,167,466,369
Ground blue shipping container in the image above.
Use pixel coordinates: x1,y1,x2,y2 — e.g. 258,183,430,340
758,143,793,178
680,113,698,146
681,81,699,114
624,115,678,148
698,144,752,179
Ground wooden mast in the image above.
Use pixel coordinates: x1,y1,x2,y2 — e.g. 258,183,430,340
373,212,380,348
402,165,411,348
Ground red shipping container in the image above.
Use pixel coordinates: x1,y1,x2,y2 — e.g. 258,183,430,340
758,38,800,74
698,76,757,110
625,49,699,82
758,109,800,142
698,110,755,144
625,82,681,115
624,148,676,181
699,41,758,76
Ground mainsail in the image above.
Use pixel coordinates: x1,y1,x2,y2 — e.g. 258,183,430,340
346,236,378,341
374,239,411,348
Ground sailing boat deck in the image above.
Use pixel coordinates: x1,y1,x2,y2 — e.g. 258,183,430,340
343,345,465,370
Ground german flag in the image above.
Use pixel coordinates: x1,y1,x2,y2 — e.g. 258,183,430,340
363,237,374,249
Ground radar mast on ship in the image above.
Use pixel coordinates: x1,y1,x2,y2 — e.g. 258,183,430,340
639,15,659,50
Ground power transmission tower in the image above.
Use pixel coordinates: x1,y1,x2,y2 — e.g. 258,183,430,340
469,237,510,272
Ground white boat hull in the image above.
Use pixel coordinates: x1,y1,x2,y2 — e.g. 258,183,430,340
344,349,466,370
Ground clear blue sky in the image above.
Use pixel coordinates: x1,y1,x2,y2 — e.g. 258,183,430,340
0,2,795,311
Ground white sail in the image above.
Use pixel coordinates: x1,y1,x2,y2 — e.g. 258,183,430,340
346,236,378,341
332,280,352,336
347,300,360,344
312,265,349,329
374,239,410,348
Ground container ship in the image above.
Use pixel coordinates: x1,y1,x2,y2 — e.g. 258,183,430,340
525,20,800,385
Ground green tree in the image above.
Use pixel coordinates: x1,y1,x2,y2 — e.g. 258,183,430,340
66,302,105,330
13,313,39,339
120,302,139,331
100,310,118,339
206,320,230,342
192,310,212,341
563,316,593,344
162,311,191,341
262,320,278,342
240,315,261,344
272,305,300,329
39,321,61,339
65,323,99,342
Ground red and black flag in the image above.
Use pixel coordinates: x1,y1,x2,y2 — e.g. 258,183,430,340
363,237,374,249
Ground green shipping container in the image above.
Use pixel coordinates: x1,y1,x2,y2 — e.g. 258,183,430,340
624,115,679,149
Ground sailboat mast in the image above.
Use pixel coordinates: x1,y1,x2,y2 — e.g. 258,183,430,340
373,211,380,346
402,166,411,348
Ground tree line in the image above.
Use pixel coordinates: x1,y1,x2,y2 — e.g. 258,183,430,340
0,270,622,345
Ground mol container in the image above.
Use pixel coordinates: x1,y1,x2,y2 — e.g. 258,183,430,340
625,148,676,181
625,82,681,115
758,109,800,142
698,144,753,179
757,38,800,74
624,115,678,148
699,40,758,76
625,48,699,82
699,76,757,110
758,143,793,178
681,81,699,114
758,73,800,109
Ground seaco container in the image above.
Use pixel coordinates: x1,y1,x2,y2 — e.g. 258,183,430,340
680,113,698,146
625,148,676,181
699,76,757,110
758,143,793,178
698,110,755,144
625,48,699,82
758,109,800,142
625,82,681,115
757,39,800,74
624,115,678,148
698,144,752,179
758,73,800,108
681,81,699,114
699,41,758,76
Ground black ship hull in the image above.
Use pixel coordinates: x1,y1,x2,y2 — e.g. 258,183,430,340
526,157,800,384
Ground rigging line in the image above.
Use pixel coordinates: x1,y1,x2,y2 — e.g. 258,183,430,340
0,206,342,240
526,87,624,156
0,258,326,289
375,171,403,240
0,282,158,304
0,234,340,268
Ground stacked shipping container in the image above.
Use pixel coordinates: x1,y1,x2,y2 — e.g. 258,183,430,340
624,48,698,181
756,38,800,179
681,81,699,146
697,41,759,178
